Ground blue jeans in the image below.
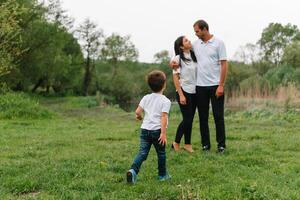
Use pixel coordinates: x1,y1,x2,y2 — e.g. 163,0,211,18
130,129,167,176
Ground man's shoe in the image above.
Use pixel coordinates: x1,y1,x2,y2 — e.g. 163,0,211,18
126,169,137,183
217,147,225,154
158,173,171,181
202,145,210,151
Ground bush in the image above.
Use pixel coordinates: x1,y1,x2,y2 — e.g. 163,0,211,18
0,92,53,119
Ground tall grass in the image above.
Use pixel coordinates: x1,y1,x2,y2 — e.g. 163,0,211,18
0,92,53,119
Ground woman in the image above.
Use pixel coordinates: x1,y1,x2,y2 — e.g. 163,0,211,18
171,36,197,153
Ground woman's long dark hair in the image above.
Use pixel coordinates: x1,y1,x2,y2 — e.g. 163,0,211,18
174,36,197,64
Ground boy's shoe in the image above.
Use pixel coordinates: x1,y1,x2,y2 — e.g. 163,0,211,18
217,146,225,154
158,173,171,181
126,169,137,183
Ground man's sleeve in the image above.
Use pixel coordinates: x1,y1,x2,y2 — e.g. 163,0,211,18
218,40,227,61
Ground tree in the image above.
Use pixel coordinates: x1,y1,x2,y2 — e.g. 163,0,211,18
153,50,171,64
258,23,300,65
77,19,103,96
101,33,138,76
44,0,74,30
233,43,261,64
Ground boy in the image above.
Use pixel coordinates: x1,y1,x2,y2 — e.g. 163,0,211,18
127,70,171,183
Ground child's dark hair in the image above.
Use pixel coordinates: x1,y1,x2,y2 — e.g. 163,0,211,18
174,36,197,64
147,70,166,92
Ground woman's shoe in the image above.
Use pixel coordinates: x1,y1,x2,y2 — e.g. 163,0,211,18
171,142,180,152
183,144,194,153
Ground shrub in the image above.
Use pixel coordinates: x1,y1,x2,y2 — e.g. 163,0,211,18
0,92,53,119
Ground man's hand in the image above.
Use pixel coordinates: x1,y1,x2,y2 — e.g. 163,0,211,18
215,85,224,98
169,60,179,70
179,94,186,105
158,133,167,146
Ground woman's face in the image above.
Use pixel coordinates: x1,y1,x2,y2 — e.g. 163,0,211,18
181,37,192,50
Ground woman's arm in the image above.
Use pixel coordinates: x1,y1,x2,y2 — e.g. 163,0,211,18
173,74,186,105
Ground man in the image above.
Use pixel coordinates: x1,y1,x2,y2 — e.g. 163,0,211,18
171,19,228,153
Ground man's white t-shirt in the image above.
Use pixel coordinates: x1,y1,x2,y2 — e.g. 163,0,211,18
172,52,197,94
193,36,227,86
139,93,171,130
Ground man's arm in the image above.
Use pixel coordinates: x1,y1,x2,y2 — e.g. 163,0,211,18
158,112,168,145
216,60,228,97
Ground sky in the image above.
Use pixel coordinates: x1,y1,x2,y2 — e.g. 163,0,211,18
60,0,300,63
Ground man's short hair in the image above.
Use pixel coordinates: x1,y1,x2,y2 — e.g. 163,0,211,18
147,70,166,92
194,20,209,31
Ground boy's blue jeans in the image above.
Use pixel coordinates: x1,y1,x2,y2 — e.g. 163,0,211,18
130,129,167,176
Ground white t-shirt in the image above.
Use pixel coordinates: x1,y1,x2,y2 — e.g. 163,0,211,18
172,53,197,94
193,36,227,86
139,93,171,130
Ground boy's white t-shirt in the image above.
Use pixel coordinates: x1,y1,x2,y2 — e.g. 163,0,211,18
139,93,171,130
172,53,197,94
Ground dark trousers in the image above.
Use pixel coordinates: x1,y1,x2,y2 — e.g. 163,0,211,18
175,89,197,144
130,129,166,176
196,86,226,148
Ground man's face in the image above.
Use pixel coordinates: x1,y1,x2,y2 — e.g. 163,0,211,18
193,25,205,39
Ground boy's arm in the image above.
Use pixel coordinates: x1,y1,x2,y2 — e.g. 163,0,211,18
158,112,168,145
135,106,143,120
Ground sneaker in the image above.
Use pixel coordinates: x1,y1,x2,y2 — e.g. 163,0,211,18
158,173,171,181
202,145,210,151
217,147,225,154
126,169,137,183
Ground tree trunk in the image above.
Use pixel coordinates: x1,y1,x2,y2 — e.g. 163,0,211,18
83,56,91,96
32,78,44,93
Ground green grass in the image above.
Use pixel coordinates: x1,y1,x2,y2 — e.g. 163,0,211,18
0,97,300,199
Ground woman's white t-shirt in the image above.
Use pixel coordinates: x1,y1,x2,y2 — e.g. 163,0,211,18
172,52,197,94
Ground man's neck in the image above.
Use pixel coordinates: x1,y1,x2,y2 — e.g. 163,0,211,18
202,33,213,43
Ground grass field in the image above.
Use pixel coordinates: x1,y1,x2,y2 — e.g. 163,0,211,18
0,97,300,200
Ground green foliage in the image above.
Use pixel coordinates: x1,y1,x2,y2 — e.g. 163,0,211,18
282,41,300,68
239,75,271,96
0,92,53,119
0,0,27,77
264,65,297,88
226,61,255,96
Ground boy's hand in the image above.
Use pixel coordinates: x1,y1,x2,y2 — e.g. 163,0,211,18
158,133,167,146
136,114,142,120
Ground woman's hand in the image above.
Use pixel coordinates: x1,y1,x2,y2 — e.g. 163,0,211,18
179,94,187,105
